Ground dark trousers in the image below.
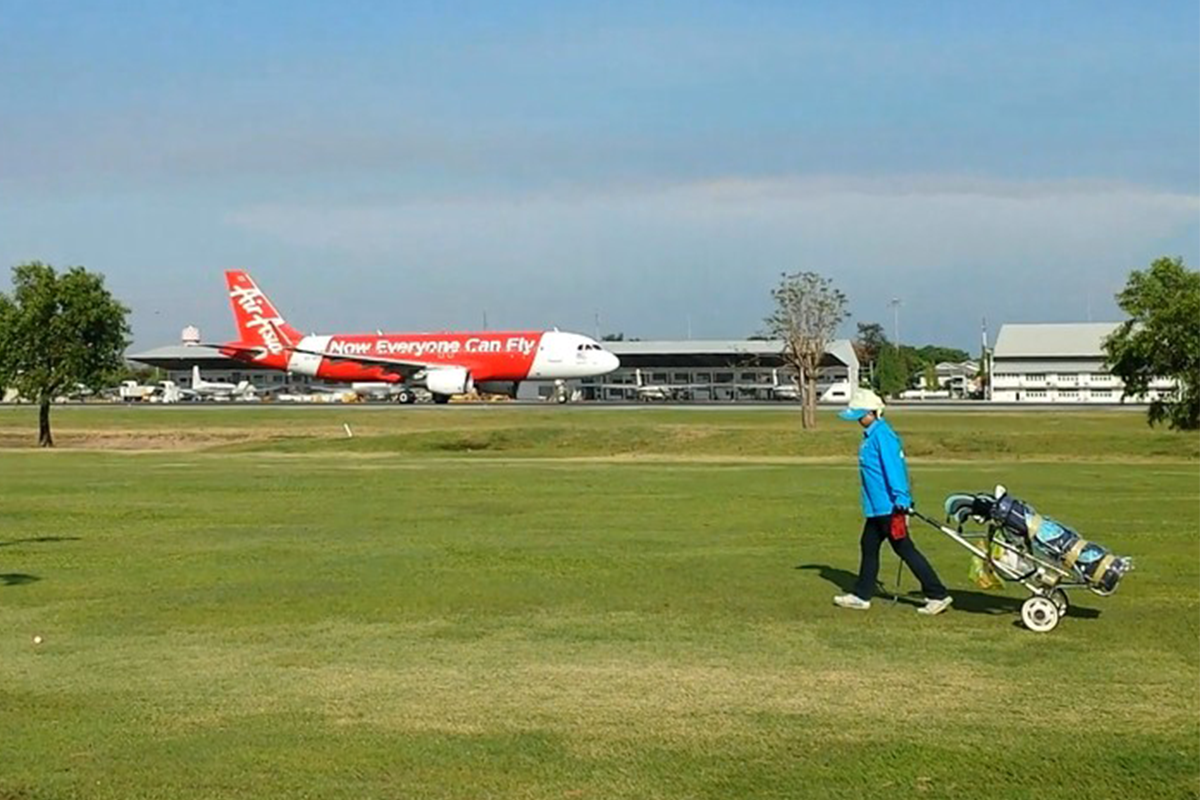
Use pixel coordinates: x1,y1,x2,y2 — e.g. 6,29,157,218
852,515,948,601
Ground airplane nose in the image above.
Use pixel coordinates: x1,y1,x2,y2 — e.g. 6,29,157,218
601,351,620,374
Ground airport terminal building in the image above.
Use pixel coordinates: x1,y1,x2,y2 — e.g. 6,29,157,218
586,339,858,402
990,322,1173,404
127,337,860,403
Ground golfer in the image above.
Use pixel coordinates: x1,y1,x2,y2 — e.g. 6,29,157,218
833,388,952,615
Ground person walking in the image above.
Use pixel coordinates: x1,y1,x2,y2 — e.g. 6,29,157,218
833,388,952,615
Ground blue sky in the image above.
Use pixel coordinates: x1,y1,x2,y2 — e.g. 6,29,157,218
1,1,1196,350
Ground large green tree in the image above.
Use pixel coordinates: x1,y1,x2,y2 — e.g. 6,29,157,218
765,271,849,429
1104,256,1199,430
875,342,907,398
0,262,131,446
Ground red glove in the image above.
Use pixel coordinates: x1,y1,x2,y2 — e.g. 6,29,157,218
889,511,908,541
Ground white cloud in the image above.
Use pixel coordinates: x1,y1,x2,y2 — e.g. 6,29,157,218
227,174,1197,274
221,175,1198,346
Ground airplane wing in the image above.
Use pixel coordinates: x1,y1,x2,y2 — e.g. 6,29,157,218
283,345,432,378
197,342,270,360
200,340,431,379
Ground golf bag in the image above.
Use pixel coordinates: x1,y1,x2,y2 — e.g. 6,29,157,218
945,490,1131,594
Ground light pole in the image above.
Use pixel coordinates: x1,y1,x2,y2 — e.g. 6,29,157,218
888,298,902,346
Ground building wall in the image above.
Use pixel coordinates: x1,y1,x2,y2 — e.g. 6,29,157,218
578,364,852,402
990,358,1175,403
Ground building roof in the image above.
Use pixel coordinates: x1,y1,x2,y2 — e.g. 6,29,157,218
935,360,979,375
127,344,277,370
993,323,1120,359
607,339,858,369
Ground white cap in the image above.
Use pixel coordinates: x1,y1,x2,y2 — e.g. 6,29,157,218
838,387,886,421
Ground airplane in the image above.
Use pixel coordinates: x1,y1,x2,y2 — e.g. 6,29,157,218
189,365,256,400
769,369,801,401
632,368,686,402
207,270,620,402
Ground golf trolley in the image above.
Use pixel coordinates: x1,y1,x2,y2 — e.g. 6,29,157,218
911,486,1132,633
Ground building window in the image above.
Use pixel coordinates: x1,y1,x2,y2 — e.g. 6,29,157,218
1027,390,1047,399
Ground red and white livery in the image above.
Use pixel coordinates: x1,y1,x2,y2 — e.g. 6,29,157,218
216,270,619,402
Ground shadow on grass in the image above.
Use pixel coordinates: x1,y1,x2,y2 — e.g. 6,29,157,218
795,563,1100,620
0,536,82,548
1,574,40,587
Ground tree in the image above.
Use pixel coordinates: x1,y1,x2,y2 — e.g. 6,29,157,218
1103,256,1200,430
764,271,849,429
923,363,939,393
914,345,970,366
855,322,888,387
0,262,131,446
875,343,907,399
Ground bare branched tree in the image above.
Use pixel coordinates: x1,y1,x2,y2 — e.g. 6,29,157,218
764,271,849,429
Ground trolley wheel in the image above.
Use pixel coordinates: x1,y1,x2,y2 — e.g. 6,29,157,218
1049,588,1070,615
1021,596,1060,633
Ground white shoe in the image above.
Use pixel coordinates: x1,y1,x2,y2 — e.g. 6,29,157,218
917,596,953,616
833,594,871,610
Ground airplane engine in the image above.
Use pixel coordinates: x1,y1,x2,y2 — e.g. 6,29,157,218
425,367,474,396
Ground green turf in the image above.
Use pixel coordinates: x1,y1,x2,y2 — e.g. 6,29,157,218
0,410,1197,799
1,405,1197,461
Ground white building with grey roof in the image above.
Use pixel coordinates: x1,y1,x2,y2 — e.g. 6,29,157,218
990,323,1174,404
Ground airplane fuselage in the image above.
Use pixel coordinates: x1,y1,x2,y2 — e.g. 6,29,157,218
231,331,615,384
216,271,619,393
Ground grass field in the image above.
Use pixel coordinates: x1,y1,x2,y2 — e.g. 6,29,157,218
1,407,1197,799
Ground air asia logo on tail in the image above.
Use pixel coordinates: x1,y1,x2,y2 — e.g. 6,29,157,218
225,271,300,360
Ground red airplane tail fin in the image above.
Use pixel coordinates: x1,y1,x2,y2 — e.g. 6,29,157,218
224,270,303,357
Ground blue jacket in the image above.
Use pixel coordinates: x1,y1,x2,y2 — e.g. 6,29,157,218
858,417,912,518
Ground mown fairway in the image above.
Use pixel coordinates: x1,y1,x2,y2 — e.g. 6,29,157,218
1,407,1197,799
